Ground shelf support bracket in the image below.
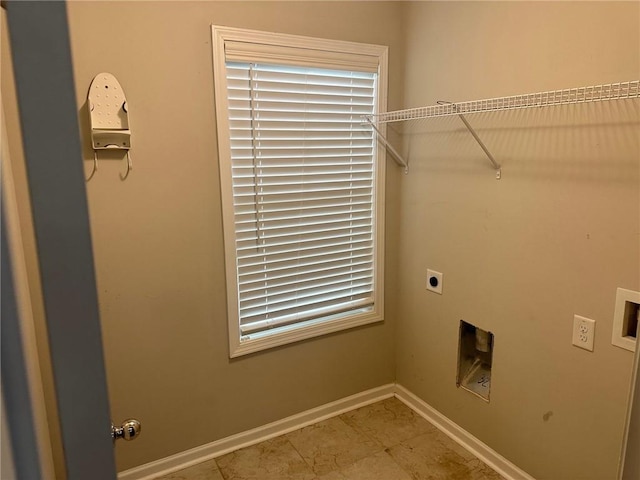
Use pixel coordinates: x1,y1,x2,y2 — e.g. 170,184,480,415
365,118,409,174
448,103,501,180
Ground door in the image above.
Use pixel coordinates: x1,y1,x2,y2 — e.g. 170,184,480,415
4,2,117,478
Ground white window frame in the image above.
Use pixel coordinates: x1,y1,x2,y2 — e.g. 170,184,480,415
211,25,388,357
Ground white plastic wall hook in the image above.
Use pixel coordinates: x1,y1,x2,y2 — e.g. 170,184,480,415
85,151,98,182
120,151,132,181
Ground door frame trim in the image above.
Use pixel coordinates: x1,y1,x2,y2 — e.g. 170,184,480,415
5,2,117,478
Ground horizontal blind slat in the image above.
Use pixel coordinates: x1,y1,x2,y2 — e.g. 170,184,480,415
240,290,373,323
242,266,373,298
238,250,373,277
240,270,373,298
238,243,373,268
235,202,371,215
240,266,373,294
237,230,371,252
240,289,373,320
236,221,372,243
235,206,372,227
239,260,373,285
239,298,374,335
240,279,373,309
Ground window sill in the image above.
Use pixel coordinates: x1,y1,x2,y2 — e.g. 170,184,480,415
230,309,383,358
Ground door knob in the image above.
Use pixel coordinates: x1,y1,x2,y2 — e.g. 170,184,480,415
111,418,141,443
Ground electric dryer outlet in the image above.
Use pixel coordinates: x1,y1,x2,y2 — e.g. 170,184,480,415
426,270,443,295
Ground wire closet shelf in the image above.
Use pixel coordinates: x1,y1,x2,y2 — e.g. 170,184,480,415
370,80,640,124
365,80,640,179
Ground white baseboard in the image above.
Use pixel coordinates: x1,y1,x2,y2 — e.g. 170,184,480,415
119,383,535,480
394,384,535,480
118,384,396,480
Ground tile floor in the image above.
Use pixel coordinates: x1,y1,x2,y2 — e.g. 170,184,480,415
156,397,504,480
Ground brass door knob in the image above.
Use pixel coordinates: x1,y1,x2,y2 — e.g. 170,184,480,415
111,418,141,443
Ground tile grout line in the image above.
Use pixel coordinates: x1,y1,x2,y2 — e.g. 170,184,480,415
281,433,314,477
288,413,386,478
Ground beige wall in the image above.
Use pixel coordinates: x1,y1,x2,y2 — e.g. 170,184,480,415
65,1,403,472
395,2,640,480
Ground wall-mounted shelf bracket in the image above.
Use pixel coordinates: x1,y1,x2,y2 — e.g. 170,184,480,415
452,107,501,180
365,118,409,174
437,101,501,179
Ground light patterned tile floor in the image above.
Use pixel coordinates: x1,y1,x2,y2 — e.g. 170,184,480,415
155,397,504,480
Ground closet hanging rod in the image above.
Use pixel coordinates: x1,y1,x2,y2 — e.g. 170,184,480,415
369,80,639,125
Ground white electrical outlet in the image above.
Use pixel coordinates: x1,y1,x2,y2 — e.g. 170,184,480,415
572,315,596,351
426,269,443,294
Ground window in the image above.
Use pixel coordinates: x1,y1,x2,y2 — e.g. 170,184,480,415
211,26,388,357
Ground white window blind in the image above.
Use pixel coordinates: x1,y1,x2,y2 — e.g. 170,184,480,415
226,62,378,336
